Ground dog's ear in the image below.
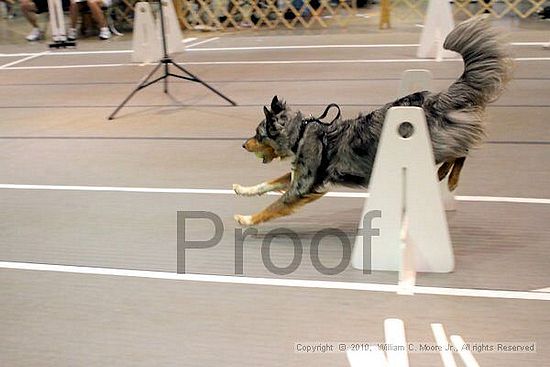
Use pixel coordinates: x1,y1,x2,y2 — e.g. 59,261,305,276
264,106,280,137
270,95,285,115
270,96,279,111
263,106,273,120
264,105,279,137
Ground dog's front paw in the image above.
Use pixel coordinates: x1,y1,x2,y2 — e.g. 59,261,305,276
234,214,254,227
233,184,244,195
233,184,259,196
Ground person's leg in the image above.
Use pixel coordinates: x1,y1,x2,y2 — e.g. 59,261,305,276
86,0,110,39
20,0,39,28
86,0,105,27
67,0,79,40
2,0,15,18
21,0,45,40
69,0,77,28
7,0,16,18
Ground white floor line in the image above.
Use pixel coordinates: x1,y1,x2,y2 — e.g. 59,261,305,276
515,57,550,61
190,44,421,51
533,287,550,292
431,324,457,367
185,37,219,49
0,184,548,205
163,57,549,65
0,41,545,58
455,195,550,205
510,42,550,46
347,348,387,367
1,53,43,57
189,42,550,52
186,59,459,65
0,51,49,69
5,63,133,70
47,50,132,56
450,335,480,367
3,57,549,70
1,261,549,301
0,50,131,57
384,318,409,366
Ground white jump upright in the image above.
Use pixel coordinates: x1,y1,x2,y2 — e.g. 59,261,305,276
46,0,67,42
159,0,185,55
416,0,455,60
351,107,454,273
132,0,184,63
132,2,162,63
400,69,457,211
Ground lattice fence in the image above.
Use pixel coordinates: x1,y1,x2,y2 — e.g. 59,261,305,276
109,0,546,31
390,0,427,20
173,0,356,30
453,0,546,19
107,0,140,31
392,0,547,21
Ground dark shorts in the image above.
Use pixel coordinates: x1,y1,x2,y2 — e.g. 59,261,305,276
33,0,70,14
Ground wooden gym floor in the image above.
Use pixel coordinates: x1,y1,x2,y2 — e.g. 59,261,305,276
0,17,549,367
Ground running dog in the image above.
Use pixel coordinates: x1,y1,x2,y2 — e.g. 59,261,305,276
233,17,512,226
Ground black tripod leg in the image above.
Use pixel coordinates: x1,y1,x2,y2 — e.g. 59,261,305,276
108,62,164,120
170,62,237,106
164,63,168,94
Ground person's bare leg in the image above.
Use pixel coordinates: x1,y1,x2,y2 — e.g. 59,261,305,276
69,0,78,28
20,0,39,28
87,0,106,27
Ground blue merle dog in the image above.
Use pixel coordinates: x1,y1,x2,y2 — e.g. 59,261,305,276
234,17,512,226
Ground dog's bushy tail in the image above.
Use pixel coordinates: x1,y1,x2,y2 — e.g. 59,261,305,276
437,16,512,109
426,17,512,159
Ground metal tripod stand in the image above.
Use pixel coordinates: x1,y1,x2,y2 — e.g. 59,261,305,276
108,0,236,120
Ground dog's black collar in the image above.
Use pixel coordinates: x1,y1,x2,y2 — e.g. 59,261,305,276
292,103,341,152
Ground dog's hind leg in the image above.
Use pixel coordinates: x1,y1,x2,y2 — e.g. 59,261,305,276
234,192,325,226
437,160,455,181
448,157,466,191
233,172,292,196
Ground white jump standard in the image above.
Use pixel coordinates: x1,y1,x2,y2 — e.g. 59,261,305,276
351,107,454,274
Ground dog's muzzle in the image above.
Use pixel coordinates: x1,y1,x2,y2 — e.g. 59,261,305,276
242,137,277,164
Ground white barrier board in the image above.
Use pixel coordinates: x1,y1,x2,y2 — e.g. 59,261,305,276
351,107,454,273
158,0,185,55
132,2,162,63
417,0,456,60
400,69,456,211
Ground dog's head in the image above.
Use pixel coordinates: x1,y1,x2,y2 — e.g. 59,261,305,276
242,96,297,163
